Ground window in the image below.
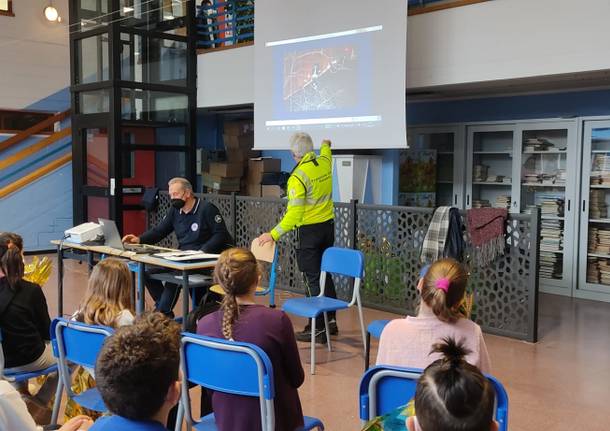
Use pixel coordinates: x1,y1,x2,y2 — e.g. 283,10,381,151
0,0,14,17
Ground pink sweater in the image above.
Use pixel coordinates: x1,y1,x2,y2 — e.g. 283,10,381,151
375,307,491,374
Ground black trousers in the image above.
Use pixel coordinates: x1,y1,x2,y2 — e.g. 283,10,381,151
145,266,210,315
297,220,336,324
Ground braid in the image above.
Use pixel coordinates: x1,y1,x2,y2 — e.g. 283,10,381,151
221,294,239,340
213,248,261,340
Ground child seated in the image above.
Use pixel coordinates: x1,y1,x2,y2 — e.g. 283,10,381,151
74,258,135,328
407,337,498,431
90,313,182,431
197,248,305,431
376,258,490,373
363,337,497,431
67,258,136,419
0,232,56,422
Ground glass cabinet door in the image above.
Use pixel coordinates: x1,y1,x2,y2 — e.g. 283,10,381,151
466,125,515,211
404,126,465,208
579,121,610,301
516,122,577,295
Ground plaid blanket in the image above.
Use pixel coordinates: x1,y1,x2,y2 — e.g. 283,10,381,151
420,206,451,264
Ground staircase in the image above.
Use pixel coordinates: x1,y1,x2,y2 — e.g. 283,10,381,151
0,110,73,251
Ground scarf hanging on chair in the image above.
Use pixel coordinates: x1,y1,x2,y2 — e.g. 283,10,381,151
466,208,508,267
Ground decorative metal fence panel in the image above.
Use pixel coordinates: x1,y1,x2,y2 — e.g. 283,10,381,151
149,192,539,342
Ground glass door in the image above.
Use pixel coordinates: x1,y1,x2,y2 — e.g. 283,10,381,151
516,121,577,296
405,126,466,208
466,125,516,212
579,121,610,301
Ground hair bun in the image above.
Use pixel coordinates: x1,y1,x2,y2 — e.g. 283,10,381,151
431,336,471,367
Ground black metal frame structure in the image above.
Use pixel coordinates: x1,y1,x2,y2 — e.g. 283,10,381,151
69,0,197,231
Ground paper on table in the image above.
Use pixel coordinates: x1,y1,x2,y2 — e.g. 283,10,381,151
153,250,220,261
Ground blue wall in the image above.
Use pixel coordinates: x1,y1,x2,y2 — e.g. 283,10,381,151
407,88,610,125
0,88,72,251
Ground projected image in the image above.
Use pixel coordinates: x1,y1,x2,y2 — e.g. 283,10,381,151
283,46,358,113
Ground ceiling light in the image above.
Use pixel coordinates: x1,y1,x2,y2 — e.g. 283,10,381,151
44,5,59,22
123,6,134,12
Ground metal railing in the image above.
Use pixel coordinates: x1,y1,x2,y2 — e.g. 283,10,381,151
195,1,490,50
148,192,539,342
196,0,254,50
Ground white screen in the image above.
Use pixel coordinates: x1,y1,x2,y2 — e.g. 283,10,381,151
254,0,407,150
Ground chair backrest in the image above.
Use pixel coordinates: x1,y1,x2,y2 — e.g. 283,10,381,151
51,318,114,369
180,333,275,430
250,239,279,305
250,239,276,263
321,247,364,278
320,247,365,306
359,365,508,431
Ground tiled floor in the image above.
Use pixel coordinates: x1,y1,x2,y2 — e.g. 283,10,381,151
41,256,610,431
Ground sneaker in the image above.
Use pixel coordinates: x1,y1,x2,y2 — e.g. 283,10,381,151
328,319,338,335
296,327,327,344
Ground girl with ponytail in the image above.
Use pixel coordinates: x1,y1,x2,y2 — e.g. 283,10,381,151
0,232,57,417
407,337,498,431
376,258,490,373
197,247,305,431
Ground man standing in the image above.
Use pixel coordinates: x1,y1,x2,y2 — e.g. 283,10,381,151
123,177,233,315
257,133,337,343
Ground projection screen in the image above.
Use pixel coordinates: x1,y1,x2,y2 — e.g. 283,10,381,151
254,0,407,150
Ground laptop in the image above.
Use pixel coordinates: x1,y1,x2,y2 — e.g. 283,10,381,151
98,218,155,254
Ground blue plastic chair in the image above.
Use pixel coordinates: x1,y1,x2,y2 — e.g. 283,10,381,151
364,319,391,370
359,365,508,431
175,333,324,431
0,330,58,383
282,247,366,374
50,318,114,425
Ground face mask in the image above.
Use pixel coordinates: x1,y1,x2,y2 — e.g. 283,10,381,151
171,198,186,209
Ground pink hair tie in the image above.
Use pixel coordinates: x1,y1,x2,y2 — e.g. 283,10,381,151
435,277,451,293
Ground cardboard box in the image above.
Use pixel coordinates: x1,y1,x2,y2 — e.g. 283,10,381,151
262,185,282,198
247,157,282,186
226,149,261,164
223,133,254,151
247,183,262,197
223,121,253,136
202,173,241,192
208,162,243,178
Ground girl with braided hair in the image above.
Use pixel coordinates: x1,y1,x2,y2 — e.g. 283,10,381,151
197,248,305,431
376,258,490,373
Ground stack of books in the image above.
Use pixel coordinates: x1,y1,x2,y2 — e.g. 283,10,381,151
589,190,608,219
493,195,511,209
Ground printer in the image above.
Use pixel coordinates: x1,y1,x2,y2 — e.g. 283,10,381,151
64,222,103,244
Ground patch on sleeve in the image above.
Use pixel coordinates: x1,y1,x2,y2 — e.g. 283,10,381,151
214,214,223,224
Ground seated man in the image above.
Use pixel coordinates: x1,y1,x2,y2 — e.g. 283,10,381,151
123,177,233,314
90,312,181,431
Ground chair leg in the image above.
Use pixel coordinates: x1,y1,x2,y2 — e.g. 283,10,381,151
364,332,371,371
50,378,64,425
310,318,316,375
323,312,331,352
174,401,184,431
357,301,367,350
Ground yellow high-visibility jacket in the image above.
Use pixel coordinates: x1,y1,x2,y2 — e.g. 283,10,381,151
270,142,334,240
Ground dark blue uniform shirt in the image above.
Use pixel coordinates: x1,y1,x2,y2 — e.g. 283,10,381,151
140,198,233,252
